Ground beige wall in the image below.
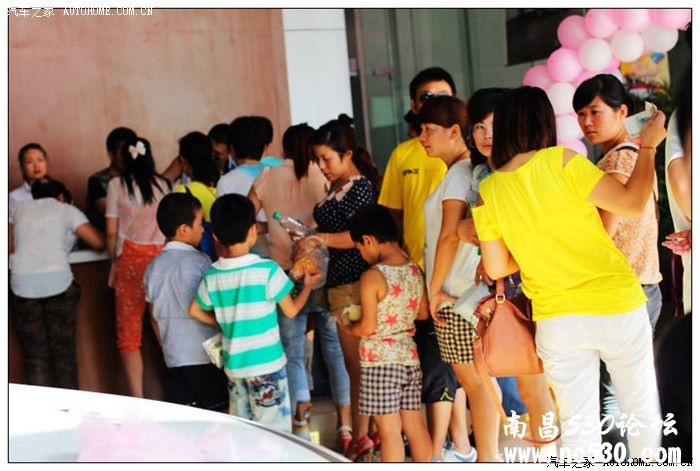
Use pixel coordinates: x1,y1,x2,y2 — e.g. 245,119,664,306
9,8,291,210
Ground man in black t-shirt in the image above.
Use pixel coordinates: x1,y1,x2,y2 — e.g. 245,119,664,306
85,127,137,232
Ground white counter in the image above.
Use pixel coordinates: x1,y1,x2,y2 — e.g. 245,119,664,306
68,249,110,264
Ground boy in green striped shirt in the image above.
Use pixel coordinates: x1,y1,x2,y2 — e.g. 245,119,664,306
189,194,320,432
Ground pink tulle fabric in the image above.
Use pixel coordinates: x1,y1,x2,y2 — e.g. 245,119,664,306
76,409,285,462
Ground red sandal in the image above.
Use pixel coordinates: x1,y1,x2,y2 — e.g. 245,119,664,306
346,434,374,462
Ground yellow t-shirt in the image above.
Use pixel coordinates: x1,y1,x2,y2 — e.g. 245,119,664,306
472,146,646,321
378,138,447,269
175,181,216,222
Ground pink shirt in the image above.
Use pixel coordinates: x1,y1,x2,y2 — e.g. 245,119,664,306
254,161,328,270
105,177,170,256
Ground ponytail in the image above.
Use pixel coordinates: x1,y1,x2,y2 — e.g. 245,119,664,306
310,114,380,192
351,146,381,194
283,123,315,181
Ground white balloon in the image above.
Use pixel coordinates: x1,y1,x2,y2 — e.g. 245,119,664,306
547,82,576,116
610,69,626,84
556,114,584,142
610,30,645,62
578,38,613,72
641,25,679,52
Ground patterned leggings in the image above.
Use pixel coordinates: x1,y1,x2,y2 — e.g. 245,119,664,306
13,282,80,389
114,240,162,352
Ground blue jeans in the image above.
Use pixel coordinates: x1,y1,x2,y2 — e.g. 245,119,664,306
642,283,662,335
497,377,527,416
278,290,350,410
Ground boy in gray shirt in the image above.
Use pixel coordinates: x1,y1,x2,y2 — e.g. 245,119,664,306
144,192,227,410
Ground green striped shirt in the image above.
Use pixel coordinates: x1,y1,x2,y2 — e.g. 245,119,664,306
195,254,293,378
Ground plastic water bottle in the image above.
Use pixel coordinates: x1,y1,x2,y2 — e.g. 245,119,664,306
272,211,314,241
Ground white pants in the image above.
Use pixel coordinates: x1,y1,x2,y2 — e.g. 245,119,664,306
535,305,660,460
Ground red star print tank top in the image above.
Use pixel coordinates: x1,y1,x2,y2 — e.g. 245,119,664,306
359,261,424,368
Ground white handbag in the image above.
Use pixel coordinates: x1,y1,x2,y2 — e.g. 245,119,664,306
451,248,490,325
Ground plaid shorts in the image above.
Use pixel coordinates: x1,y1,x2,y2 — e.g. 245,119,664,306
359,364,422,416
434,304,477,364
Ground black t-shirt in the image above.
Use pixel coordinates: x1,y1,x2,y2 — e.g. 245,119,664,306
85,167,112,232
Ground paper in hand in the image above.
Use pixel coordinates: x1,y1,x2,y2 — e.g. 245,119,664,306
624,101,658,137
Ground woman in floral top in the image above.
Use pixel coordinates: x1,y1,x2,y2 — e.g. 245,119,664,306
574,74,663,452
574,74,662,332
307,115,380,460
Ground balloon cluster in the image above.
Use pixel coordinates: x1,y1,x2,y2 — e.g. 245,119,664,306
522,8,690,155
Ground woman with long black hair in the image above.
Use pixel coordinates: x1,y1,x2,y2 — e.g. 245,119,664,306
106,136,171,398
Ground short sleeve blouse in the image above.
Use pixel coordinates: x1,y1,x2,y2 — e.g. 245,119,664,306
105,177,170,256
313,176,376,288
596,142,661,284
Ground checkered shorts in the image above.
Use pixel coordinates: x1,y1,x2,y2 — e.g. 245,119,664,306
434,304,477,364
359,364,422,416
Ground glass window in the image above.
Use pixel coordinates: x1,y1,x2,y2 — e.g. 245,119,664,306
506,8,583,65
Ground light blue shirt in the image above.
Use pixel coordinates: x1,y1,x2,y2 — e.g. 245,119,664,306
143,241,218,368
260,156,284,168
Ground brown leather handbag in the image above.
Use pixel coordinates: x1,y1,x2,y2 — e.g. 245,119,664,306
473,279,542,379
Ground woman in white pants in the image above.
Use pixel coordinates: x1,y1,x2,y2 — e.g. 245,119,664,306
470,86,666,460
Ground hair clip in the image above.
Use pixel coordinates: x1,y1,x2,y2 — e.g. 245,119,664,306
128,140,146,160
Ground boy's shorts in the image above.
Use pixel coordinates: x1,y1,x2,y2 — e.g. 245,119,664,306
166,363,229,411
227,367,292,433
359,364,422,416
414,319,460,403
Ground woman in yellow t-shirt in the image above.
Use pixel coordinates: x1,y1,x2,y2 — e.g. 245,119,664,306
470,86,666,460
175,132,219,261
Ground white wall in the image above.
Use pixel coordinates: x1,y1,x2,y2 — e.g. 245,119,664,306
282,9,353,128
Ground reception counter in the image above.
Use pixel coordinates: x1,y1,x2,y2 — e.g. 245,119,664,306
9,249,168,400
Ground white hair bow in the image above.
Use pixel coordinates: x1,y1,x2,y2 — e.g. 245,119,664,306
128,141,146,160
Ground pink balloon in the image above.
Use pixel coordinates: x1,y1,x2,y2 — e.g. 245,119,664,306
556,114,584,142
650,9,691,30
557,15,591,50
584,9,619,39
613,9,651,33
523,64,554,90
574,70,597,88
559,139,588,157
610,30,645,62
605,56,620,72
547,48,583,83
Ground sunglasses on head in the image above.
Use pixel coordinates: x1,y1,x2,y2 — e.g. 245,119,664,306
419,91,450,103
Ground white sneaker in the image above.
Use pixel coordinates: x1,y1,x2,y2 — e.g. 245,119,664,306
444,447,477,462
292,418,311,441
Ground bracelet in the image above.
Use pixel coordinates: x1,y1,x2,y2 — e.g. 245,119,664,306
640,145,656,152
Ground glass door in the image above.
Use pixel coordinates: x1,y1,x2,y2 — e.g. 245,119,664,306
347,8,473,170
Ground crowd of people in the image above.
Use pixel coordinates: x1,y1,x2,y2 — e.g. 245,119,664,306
9,60,691,463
